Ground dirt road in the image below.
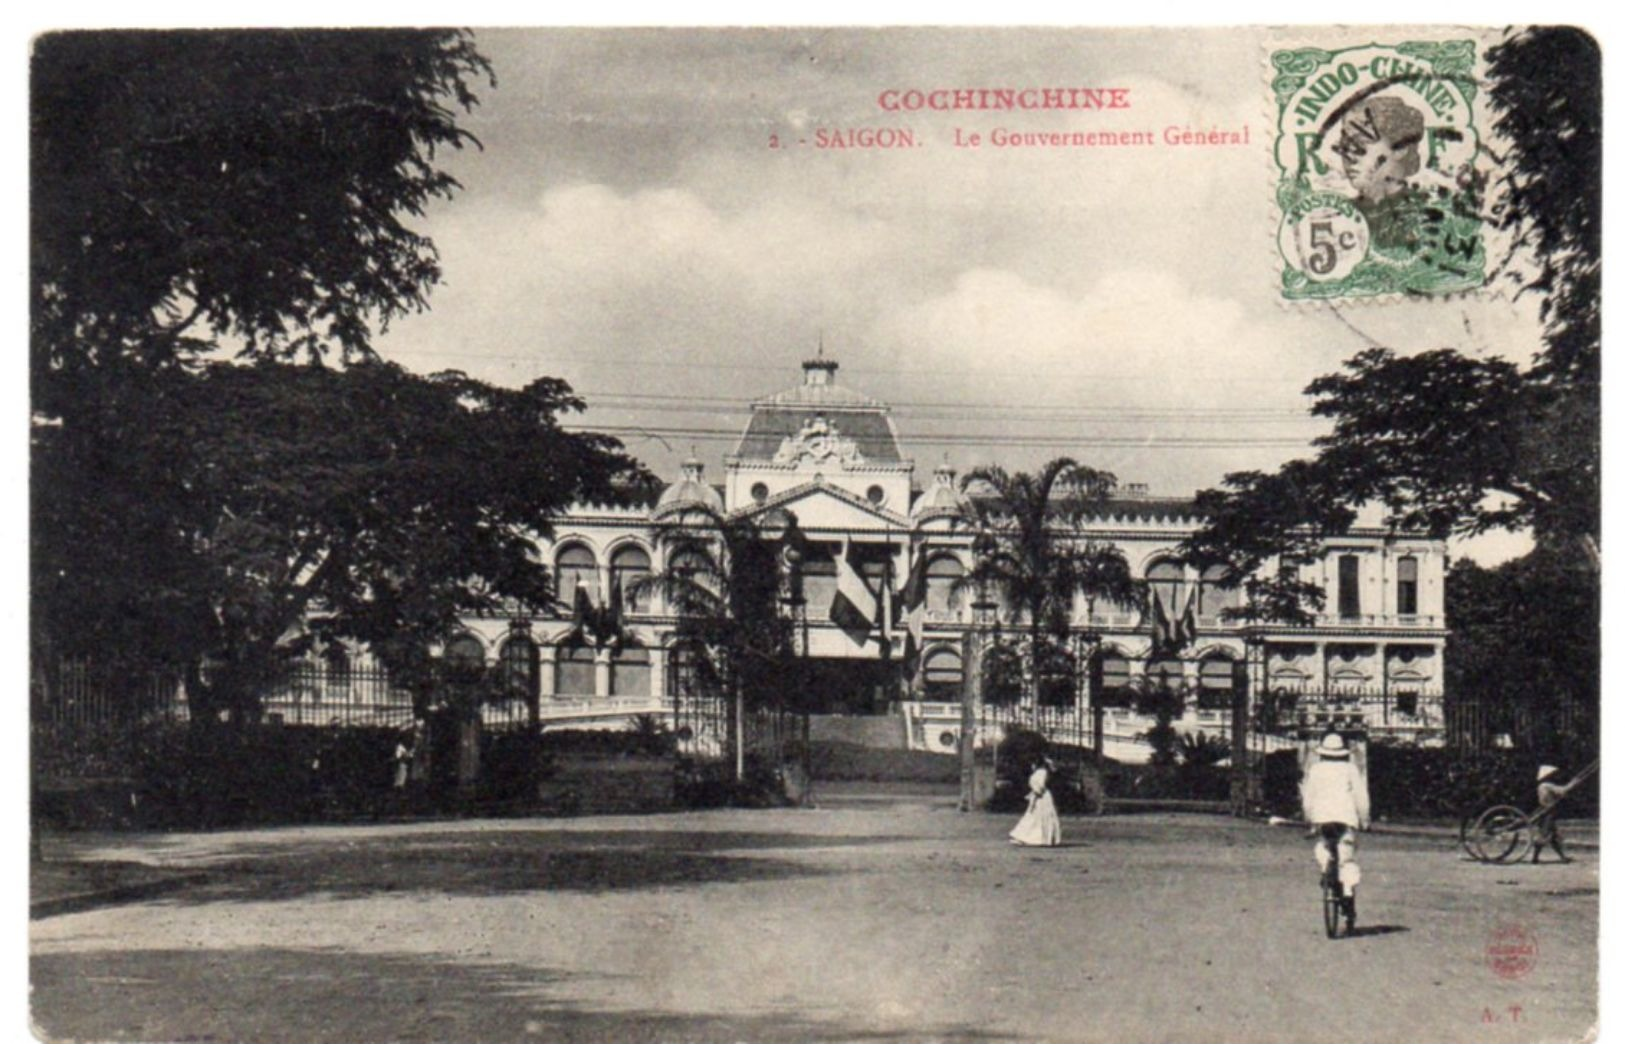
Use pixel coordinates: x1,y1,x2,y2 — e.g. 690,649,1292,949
31,793,1598,1043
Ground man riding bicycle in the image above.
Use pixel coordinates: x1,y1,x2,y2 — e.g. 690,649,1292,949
1302,732,1371,893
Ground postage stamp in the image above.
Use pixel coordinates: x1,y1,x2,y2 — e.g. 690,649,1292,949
1270,40,1485,300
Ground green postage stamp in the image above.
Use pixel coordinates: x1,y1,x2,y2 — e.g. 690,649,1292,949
1271,40,1484,300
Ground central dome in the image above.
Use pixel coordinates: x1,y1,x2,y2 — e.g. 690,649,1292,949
731,352,903,464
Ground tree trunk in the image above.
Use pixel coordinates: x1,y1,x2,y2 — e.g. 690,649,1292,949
457,714,481,797
959,630,982,812
733,686,745,783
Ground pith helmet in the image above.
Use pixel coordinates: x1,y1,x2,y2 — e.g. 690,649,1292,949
1317,732,1351,758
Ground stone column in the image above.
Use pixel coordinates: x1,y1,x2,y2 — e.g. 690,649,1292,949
594,648,611,698
538,645,557,698
650,645,668,705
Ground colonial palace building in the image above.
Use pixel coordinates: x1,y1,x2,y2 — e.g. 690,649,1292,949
297,354,1449,757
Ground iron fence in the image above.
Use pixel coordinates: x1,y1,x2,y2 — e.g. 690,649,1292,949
31,659,188,780
261,663,416,729
1444,695,1596,753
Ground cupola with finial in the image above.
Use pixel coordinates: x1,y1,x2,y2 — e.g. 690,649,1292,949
655,446,724,515
802,339,838,388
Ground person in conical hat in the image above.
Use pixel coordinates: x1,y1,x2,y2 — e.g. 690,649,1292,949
1301,732,1370,891
1533,764,1578,864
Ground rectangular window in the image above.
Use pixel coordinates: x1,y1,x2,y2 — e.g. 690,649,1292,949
1337,555,1361,618
1397,556,1419,616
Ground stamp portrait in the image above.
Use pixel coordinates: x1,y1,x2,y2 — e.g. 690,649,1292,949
1272,40,1485,300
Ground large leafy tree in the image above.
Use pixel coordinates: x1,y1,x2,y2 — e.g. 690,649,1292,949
29,31,660,726
31,29,493,390
960,459,1142,714
34,360,651,725
1446,549,1598,738
1185,27,1600,597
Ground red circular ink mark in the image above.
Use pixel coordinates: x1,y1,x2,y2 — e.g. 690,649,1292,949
1486,923,1538,980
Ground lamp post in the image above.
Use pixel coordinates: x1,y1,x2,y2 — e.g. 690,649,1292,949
960,531,999,812
779,542,808,800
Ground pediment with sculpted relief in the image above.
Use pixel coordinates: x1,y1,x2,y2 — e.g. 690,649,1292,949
772,415,865,468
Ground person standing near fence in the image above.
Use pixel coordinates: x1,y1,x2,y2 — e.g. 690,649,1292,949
392,724,416,790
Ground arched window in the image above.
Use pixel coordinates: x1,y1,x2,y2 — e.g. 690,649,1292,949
665,545,716,611
922,646,963,701
925,554,964,615
1092,651,1132,708
500,635,539,702
610,643,651,697
1146,559,1185,618
1198,565,1239,620
1197,653,1236,710
610,545,651,613
801,544,837,619
1036,641,1077,708
444,634,485,668
667,641,703,699
555,642,596,696
1146,656,1185,692
556,543,598,604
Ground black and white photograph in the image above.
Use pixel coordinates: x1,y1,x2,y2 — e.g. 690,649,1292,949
26,22,1603,1043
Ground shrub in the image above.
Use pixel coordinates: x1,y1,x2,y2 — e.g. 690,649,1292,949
987,728,1104,815
1260,748,1303,817
673,755,788,809
1178,731,1232,768
627,713,678,756
1366,743,1598,821
479,729,544,804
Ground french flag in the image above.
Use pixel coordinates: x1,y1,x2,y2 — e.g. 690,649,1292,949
830,538,876,647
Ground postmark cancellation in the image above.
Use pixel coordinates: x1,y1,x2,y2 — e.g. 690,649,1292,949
1270,40,1485,301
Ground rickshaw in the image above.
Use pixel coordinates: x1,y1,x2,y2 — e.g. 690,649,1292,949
1459,757,1598,863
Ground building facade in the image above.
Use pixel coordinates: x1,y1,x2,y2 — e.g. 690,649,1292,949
400,354,1449,754
276,355,1448,755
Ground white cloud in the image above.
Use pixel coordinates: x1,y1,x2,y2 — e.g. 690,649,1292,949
870,266,1318,408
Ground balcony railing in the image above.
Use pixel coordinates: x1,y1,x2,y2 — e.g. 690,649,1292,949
1317,613,1444,629
913,608,1445,632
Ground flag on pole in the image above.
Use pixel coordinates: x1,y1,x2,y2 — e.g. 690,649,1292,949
830,536,876,647
1177,588,1198,650
897,542,928,621
895,543,930,679
1151,591,1173,653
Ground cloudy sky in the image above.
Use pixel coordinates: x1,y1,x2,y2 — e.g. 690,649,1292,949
372,26,1548,561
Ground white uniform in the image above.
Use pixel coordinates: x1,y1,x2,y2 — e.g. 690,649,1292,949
1302,757,1370,887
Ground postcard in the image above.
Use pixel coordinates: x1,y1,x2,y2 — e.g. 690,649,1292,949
29,25,1600,1044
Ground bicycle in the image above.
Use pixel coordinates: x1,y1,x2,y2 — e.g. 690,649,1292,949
1320,824,1356,939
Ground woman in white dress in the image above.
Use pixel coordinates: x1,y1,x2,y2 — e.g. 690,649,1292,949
1009,757,1062,846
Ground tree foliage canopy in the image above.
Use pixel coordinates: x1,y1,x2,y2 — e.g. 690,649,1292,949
31,29,493,394
1445,548,1598,711
961,459,1142,634
35,360,652,719
959,459,1143,707
30,31,659,727
631,505,797,714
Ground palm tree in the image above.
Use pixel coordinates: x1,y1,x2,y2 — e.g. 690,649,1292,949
628,504,795,782
958,458,1144,727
